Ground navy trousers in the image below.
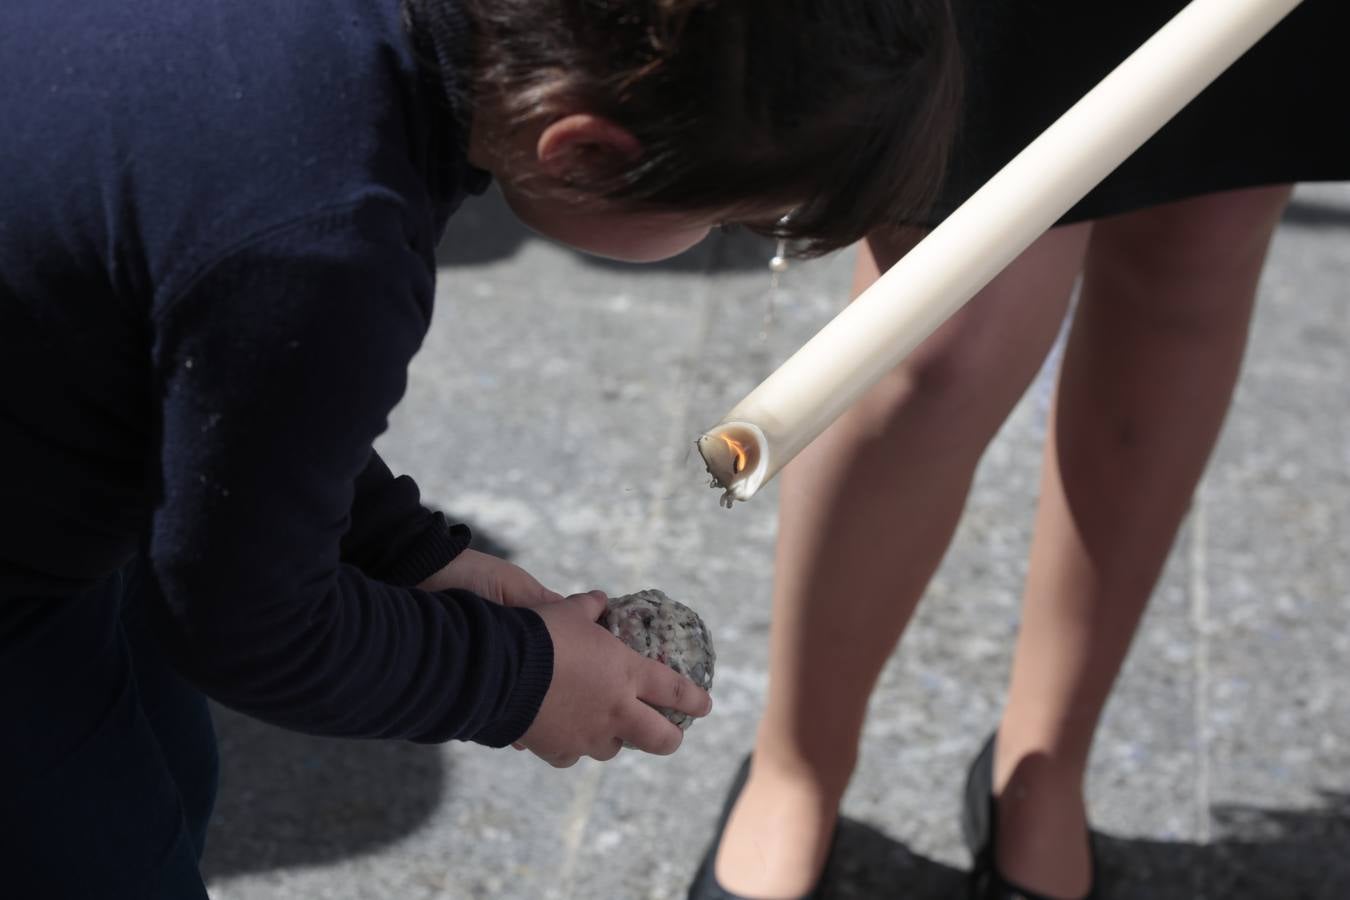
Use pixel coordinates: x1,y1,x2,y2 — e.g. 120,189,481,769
1,560,217,898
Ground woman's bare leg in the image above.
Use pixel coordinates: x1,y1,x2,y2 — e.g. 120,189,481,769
992,185,1292,898
713,223,1091,898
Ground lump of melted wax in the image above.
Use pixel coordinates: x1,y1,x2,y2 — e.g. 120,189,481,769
600,589,715,730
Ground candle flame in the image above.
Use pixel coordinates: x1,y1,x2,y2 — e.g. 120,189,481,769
720,434,748,475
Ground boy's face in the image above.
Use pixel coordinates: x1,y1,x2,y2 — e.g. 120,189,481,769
500,186,713,262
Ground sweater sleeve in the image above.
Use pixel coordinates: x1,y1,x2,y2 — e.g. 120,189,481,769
144,197,552,746
343,450,470,587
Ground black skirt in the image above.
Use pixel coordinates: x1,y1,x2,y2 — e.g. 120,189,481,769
931,0,1350,224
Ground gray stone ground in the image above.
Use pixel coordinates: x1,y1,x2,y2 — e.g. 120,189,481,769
203,182,1349,900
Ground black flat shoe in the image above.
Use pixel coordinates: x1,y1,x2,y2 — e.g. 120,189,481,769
687,755,836,900
961,733,1099,900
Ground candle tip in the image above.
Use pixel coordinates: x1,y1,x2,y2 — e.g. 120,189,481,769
697,422,767,508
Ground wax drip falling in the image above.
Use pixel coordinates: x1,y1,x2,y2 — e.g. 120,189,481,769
760,217,791,341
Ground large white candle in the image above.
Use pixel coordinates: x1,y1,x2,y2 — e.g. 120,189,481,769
698,0,1304,506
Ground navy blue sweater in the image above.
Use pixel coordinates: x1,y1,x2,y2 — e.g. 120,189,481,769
0,0,553,746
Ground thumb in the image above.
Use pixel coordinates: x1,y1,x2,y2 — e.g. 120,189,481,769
565,590,609,621
511,574,565,608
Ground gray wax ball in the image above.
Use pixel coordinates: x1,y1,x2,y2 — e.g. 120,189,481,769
600,589,715,730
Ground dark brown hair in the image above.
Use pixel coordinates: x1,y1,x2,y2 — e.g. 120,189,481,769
452,0,961,255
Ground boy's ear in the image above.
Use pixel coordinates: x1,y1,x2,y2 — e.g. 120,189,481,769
535,114,642,186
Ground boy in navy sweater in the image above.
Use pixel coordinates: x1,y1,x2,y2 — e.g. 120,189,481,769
0,0,958,894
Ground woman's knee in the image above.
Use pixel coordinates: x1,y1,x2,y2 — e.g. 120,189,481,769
852,307,1044,454
848,226,1085,444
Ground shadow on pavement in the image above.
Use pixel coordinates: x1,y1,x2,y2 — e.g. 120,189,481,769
200,737,1349,896
1200,793,1350,899
1282,197,1350,229
826,817,966,899
824,793,1350,899
202,521,518,883
202,706,446,882
437,187,532,266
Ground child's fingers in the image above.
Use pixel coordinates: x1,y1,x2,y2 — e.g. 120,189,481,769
562,590,608,621
590,736,623,763
541,750,580,768
617,702,684,756
508,586,566,608
636,658,712,720
514,568,566,607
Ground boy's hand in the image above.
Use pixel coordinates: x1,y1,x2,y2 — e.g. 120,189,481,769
417,549,564,608
518,591,713,767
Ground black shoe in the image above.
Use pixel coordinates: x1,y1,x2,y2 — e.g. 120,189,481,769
687,755,835,900
961,733,1099,900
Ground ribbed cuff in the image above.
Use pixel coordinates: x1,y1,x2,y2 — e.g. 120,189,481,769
385,518,471,587
472,607,555,748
